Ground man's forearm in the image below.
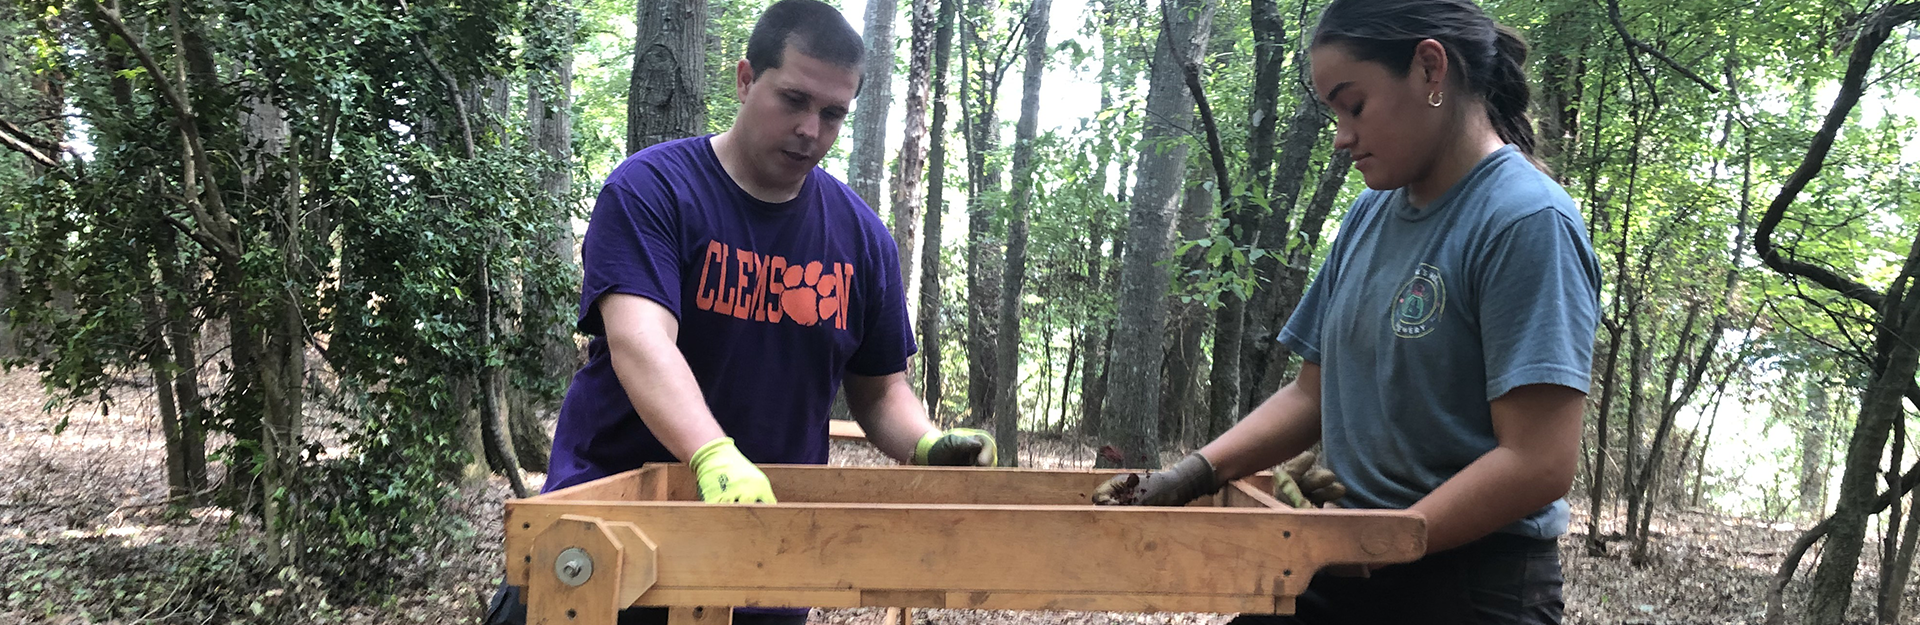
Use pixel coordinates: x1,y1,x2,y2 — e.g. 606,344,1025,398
844,372,938,463
601,295,727,461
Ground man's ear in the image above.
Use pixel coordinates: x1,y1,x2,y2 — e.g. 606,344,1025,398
735,59,755,100
1412,38,1450,90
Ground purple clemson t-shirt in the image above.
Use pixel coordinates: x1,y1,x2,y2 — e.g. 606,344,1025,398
545,135,915,494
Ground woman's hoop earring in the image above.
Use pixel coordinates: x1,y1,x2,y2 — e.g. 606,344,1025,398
1428,91,1445,107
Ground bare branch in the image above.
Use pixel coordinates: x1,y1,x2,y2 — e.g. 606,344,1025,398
1604,0,1719,93
1767,449,1920,625
0,123,59,169
0,119,59,152
395,0,476,159
91,3,194,131
90,0,237,248
1754,3,1920,310
1156,0,1230,210
163,214,239,260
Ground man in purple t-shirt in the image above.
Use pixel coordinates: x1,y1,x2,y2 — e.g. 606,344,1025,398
488,1,993,624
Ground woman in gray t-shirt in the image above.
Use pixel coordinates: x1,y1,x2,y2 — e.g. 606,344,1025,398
1094,1,1600,623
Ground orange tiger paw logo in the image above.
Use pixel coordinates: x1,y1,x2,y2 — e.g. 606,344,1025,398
781,262,822,326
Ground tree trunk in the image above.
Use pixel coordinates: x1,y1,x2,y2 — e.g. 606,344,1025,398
1077,0,1127,436
1161,170,1212,447
1058,333,1078,433
154,227,208,497
1630,301,1714,565
1249,150,1348,405
139,260,188,503
1766,454,1920,625
1202,0,1283,438
1749,14,1920,616
629,0,707,155
1884,417,1911,619
1622,306,1648,539
1585,84,1634,550
1586,316,1623,555
1534,7,1585,168
917,0,956,421
519,0,580,473
1079,226,1111,436
848,0,897,209
893,0,937,318
1098,0,1211,469
454,378,491,485
1800,379,1830,517
1809,290,1920,624
990,0,1050,466
1880,489,1920,624
1691,406,1715,508
961,2,1006,430
481,262,531,497
1238,90,1327,410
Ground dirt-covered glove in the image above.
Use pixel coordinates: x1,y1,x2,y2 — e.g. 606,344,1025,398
1271,450,1346,509
1091,453,1223,506
913,428,998,466
690,437,777,503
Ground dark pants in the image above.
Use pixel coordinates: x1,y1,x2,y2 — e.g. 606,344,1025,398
1228,532,1564,625
485,583,811,625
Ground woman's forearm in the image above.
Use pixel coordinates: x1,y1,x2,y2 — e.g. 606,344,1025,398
1199,364,1324,481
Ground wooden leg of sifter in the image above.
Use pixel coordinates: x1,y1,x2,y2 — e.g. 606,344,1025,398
527,514,658,625
667,606,734,625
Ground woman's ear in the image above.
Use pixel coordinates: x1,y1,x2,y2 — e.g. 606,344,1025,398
1412,38,1450,90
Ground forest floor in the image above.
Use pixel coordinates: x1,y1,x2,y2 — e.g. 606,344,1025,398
0,368,1907,624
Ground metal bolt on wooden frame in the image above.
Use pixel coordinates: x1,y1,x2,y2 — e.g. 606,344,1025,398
504,462,1424,625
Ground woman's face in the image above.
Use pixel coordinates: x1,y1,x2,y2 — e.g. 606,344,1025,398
1309,41,1450,191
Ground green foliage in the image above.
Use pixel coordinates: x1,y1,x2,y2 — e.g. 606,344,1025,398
290,379,473,597
0,0,582,607
0,537,324,623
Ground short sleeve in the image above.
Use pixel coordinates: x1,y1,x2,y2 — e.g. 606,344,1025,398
1276,252,1337,365
1476,209,1602,400
844,223,917,376
577,176,684,335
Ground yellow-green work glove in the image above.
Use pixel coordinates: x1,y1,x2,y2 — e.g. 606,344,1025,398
913,428,997,466
1271,450,1347,509
690,437,777,503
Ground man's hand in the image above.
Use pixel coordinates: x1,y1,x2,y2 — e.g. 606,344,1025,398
690,437,776,503
1091,453,1222,506
913,428,997,466
1272,450,1346,508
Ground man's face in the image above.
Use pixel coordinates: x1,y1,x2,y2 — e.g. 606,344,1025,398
732,44,861,190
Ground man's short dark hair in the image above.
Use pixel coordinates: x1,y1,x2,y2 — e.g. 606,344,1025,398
746,0,866,78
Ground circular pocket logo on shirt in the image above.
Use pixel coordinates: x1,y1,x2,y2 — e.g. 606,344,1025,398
1391,264,1446,338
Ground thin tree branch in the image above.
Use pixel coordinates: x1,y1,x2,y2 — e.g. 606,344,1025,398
1156,0,1229,210
1766,440,1920,625
162,214,239,260
1753,3,1920,310
1603,0,1719,93
0,124,58,169
90,0,238,255
407,44,476,157
0,118,59,152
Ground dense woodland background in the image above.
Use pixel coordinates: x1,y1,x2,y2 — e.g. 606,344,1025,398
1,0,1918,622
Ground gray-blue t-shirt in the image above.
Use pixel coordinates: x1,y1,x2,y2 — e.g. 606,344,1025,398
1277,145,1601,539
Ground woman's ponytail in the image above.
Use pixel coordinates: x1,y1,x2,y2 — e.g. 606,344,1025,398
1483,25,1538,158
